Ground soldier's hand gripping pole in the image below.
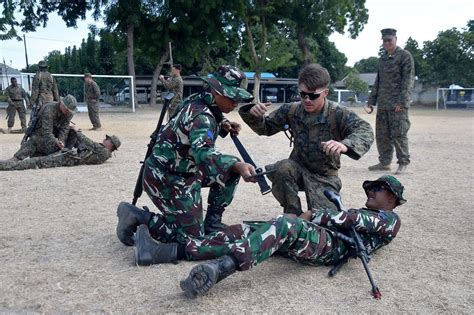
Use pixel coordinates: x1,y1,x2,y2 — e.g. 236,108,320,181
323,190,382,300
132,93,173,205
230,134,272,195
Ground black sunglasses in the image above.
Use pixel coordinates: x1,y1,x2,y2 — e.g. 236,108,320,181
368,185,388,193
299,90,326,101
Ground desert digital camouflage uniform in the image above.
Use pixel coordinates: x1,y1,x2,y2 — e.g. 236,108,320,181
239,99,374,214
160,73,183,118
14,101,73,159
4,82,30,129
368,46,414,166
0,131,118,171
143,91,240,241
142,205,400,269
85,79,101,128
30,68,59,107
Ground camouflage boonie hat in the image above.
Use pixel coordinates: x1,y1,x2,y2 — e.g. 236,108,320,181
381,28,397,39
363,175,406,206
106,134,121,150
60,95,77,112
38,61,48,68
202,65,253,102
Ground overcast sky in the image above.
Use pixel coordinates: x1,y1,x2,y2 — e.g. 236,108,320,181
1,0,472,71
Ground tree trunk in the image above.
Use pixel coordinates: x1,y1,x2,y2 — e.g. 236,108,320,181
297,26,313,64
245,19,261,103
126,24,138,108
150,49,170,107
253,72,261,103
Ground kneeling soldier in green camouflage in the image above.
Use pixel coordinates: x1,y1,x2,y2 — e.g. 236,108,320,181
0,125,120,170
11,95,77,161
117,65,256,244
117,175,404,297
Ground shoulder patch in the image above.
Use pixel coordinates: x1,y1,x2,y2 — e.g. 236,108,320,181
207,130,214,140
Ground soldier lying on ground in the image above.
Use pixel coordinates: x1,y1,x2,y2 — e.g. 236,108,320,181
116,175,405,297
0,125,120,170
239,63,374,215
0,126,121,171
120,65,256,238
10,95,77,161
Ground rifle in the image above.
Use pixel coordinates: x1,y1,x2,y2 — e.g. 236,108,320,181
21,101,41,145
323,189,382,300
230,134,273,195
132,92,175,205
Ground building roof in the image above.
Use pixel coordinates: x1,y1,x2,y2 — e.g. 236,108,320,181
0,63,22,76
334,72,377,88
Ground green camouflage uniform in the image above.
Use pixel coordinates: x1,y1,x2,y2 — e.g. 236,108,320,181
0,131,113,170
143,91,240,241
368,46,415,166
4,83,30,129
30,70,59,107
160,74,183,118
85,80,101,128
14,102,73,159
239,100,374,214
145,206,400,269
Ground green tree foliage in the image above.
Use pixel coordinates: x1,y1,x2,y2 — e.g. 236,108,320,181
343,70,369,97
276,0,368,65
422,22,473,86
0,0,101,40
404,37,426,79
353,57,379,73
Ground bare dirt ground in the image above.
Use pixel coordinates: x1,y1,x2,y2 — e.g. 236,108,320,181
1,106,473,313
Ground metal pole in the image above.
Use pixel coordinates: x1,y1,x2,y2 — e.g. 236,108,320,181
131,76,136,113
23,34,31,89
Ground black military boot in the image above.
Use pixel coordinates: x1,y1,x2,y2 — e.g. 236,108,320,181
180,255,237,298
204,205,227,234
116,202,153,246
134,224,178,266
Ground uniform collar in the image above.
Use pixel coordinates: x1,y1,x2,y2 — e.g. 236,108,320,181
384,46,401,59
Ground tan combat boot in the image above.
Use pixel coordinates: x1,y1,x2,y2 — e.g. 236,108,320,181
395,164,408,174
368,163,391,171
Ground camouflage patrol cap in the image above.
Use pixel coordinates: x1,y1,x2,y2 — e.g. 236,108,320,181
60,95,78,112
106,134,121,150
381,28,397,39
363,175,406,206
202,65,253,102
38,61,48,68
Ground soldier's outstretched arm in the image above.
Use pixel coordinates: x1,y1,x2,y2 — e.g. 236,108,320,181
239,103,291,136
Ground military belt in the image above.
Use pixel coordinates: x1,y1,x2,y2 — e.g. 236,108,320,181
12,99,23,101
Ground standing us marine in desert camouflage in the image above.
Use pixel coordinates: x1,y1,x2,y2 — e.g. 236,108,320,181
30,61,59,108
84,73,102,131
2,77,30,133
367,28,415,175
159,64,183,119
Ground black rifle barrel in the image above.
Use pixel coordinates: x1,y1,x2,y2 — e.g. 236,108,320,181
323,189,382,299
230,134,272,195
132,100,170,205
